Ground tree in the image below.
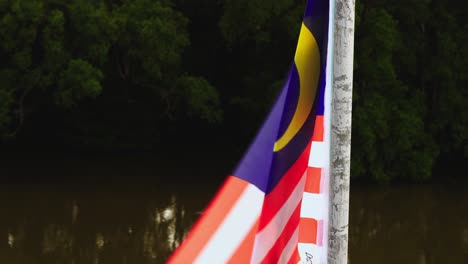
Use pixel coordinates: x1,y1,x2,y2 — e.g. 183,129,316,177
0,0,109,137
0,0,222,146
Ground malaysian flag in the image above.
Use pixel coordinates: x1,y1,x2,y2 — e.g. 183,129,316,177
169,0,332,263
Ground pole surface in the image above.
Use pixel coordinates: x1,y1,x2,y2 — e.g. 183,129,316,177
328,0,355,263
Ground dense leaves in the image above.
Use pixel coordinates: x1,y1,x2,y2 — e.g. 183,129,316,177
0,0,220,141
0,0,466,182
352,0,467,182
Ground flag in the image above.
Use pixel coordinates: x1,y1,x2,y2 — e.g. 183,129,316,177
169,0,332,263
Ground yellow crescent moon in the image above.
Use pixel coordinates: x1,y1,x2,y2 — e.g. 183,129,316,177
274,23,321,152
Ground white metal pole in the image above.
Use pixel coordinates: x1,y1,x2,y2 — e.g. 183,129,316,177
328,0,355,263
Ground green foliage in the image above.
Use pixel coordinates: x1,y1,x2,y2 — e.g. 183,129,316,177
114,0,189,82
0,0,220,142
0,0,465,182
68,0,117,66
351,0,466,182
177,76,222,124
56,59,103,108
220,0,298,46
353,6,404,182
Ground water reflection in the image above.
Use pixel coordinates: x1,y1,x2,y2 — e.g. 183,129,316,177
0,154,466,263
0,152,230,264
349,184,468,264
0,188,204,264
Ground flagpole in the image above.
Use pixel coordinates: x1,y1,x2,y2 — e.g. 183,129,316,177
328,0,355,263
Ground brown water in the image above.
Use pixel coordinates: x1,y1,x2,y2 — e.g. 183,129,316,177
0,155,467,263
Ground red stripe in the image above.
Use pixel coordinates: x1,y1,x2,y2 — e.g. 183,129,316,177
312,115,324,141
227,219,259,263
304,167,322,193
258,141,312,231
298,218,318,244
260,202,302,264
167,176,249,263
287,246,301,264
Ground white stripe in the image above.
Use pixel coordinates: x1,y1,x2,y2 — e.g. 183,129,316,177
278,226,300,263
298,243,325,264
194,184,264,264
251,172,306,263
308,141,326,167
300,192,327,219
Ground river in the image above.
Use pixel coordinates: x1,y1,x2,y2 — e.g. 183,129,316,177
0,155,466,263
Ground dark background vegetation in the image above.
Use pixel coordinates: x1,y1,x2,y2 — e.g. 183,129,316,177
0,0,466,183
